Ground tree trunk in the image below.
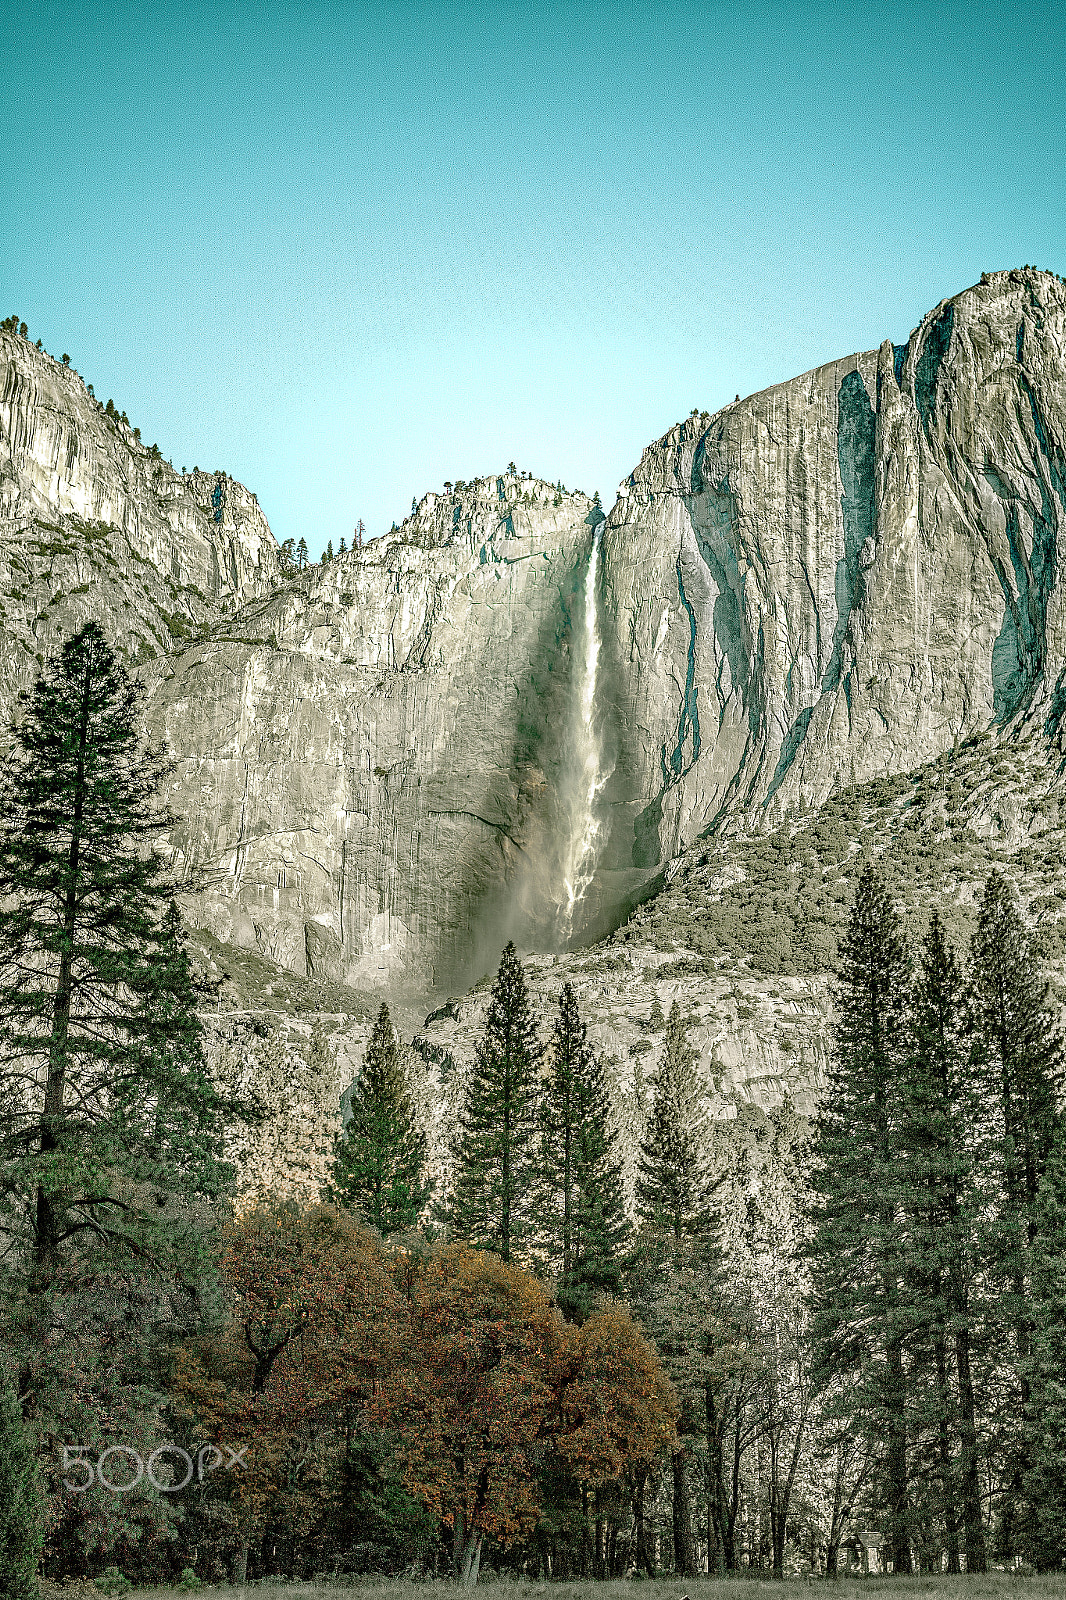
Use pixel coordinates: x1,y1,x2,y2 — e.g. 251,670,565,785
954,1318,987,1572
458,1527,483,1586
672,1448,696,1576
933,1323,961,1572
631,1464,655,1576
884,1327,912,1572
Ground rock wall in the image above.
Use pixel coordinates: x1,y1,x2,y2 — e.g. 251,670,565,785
596,268,1066,868
3,271,1066,994
148,477,603,990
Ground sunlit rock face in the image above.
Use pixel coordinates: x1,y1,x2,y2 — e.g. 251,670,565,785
0,328,280,710
596,268,1066,869
3,270,1066,994
149,478,603,991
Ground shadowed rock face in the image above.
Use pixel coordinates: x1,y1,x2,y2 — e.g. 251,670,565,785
2,270,1065,991
597,268,1066,872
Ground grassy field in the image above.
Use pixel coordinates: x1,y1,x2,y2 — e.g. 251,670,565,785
84,1574,1066,1600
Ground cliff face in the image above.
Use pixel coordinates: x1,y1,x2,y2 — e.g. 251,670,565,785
597,268,1066,869
0,329,279,711
147,478,603,990
3,270,1066,995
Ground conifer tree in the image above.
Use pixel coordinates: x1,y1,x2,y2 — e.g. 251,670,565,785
898,913,985,1572
0,625,239,1424
804,864,913,1572
449,942,541,1262
969,871,1065,1553
0,1370,41,1600
635,1001,710,1240
1021,1116,1066,1570
296,536,308,567
329,1002,429,1236
538,983,628,1318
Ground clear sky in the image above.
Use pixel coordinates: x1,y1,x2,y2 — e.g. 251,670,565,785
4,0,1065,559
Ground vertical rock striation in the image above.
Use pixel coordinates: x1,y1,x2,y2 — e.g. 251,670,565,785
597,268,1066,871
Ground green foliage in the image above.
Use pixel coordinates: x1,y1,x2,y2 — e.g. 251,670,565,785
805,865,912,1571
1022,1118,1066,1569
0,625,252,1560
538,984,629,1319
635,1002,714,1240
328,1003,430,1236
0,1371,42,1600
449,941,541,1262
95,1570,131,1597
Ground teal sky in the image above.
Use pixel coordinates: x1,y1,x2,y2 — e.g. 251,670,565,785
4,0,1065,558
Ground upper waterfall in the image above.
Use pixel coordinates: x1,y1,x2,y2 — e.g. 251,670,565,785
554,523,610,946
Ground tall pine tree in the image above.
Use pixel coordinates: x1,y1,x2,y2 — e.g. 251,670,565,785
1021,1115,1066,1569
329,1002,429,1236
898,912,985,1572
633,998,713,1578
538,983,629,1319
0,624,240,1428
449,942,541,1262
805,864,913,1572
969,870,1064,1556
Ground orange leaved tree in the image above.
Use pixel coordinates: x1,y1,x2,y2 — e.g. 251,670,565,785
171,1202,394,1580
385,1243,563,1584
552,1303,677,1575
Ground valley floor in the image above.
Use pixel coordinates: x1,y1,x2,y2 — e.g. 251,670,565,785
92,1575,1066,1600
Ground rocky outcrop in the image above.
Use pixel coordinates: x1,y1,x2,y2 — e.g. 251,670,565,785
596,268,1066,869
0,329,280,714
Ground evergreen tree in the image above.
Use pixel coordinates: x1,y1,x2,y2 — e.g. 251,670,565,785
538,983,628,1319
449,942,541,1262
1021,1116,1066,1570
325,539,334,562
0,1370,41,1600
338,536,347,555
296,536,308,567
898,913,985,1572
635,1001,711,1240
329,1002,429,1236
632,1002,714,1576
804,865,913,1572
969,871,1065,1553
0,624,240,1423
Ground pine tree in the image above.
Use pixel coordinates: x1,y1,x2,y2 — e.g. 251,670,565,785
1021,1116,1066,1569
538,983,628,1319
804,864,913,1572
297,536,308,567
632,1002,713,1576
635,1001,711,1240
329,1002,429,1236
968,871,1065,1553
0,624,240,1421
0,1370,41,1599
898,913,985,1572
449,942,541,1262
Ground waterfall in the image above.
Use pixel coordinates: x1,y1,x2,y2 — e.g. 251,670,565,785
555,523,608,946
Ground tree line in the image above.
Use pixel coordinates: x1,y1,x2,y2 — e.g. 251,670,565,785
1,623,1065,1590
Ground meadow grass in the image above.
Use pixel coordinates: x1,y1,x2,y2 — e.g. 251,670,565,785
111,1574,1066,1600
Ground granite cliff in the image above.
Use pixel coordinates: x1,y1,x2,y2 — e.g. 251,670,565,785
2,267,1066,1012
